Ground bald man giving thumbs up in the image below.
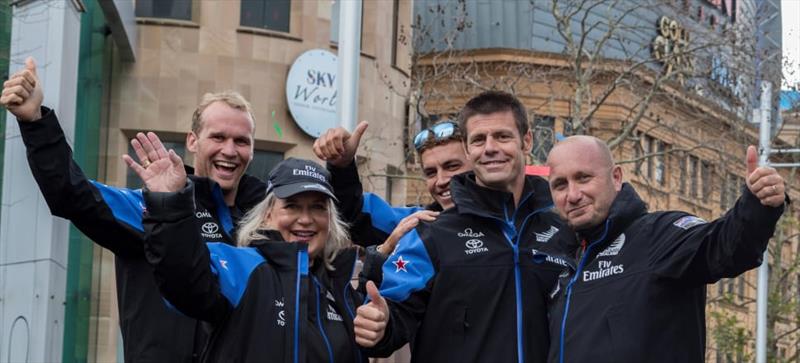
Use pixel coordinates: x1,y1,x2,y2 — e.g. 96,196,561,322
543,136,787,363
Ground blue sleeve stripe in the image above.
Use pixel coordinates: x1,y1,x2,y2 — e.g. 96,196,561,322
379,229,435,302
89,181,145,232
207,243,266,307
361,193,423,235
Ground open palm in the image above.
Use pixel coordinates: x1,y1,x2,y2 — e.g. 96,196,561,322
122,132,187,193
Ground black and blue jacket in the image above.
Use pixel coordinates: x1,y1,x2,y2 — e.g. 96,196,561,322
328,160,440,247
366,172,575,363
142,181,368,363
546,183,785,363
18,107,265,362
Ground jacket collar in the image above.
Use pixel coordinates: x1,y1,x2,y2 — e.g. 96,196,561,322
450,172,553,223
576,183,647,253
186,165,266,210
249,229,358,282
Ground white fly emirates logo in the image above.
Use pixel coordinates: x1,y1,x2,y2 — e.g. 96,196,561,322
583,260,624,282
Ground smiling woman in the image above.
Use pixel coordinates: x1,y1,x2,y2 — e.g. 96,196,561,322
133,153,369,362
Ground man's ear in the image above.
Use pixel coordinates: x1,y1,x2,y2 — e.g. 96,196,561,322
186,132,198,153
522,130,533,153
612,165,623,191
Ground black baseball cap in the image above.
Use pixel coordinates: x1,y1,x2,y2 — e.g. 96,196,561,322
266,158,337,201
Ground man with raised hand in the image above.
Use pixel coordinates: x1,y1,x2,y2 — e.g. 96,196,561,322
314,120,470,251
545,136,786,363
353,91,573,363
1,57,265,362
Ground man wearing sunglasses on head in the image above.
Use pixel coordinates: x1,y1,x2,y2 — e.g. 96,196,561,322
351,91,575,363
314,119,471,258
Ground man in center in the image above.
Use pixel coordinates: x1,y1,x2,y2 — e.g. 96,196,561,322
354,90,574,362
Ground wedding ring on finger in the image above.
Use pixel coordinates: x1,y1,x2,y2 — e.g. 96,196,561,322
772,185,778,194
141,158,151,168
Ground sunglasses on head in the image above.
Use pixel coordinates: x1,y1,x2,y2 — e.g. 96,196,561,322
413,121,459,151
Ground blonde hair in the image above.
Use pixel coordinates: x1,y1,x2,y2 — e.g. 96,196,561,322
237,193,351,270
191,91,256,134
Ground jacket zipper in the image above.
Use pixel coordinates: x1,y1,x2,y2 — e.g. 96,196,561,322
500,192,552,363
342,251,364,363
312,276,335,363
294,250,309,363
558,220,611,363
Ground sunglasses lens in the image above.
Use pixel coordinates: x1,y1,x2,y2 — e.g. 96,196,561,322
414,122,458,151
414,129,431,150
431,122,456,139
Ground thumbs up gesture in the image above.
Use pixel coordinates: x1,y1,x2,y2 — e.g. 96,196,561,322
354,280,390,347
313,121,369,167
1,57,44,121
745,145,785,207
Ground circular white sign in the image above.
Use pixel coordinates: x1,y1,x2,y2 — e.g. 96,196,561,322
285,49,338,138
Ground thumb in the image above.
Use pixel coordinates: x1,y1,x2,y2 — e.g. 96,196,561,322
366,280,385,307
746,145,758,176
349,121,369,147
25,57,37,76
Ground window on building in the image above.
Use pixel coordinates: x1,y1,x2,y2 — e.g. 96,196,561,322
531,115,555,164
241,0,291,33
126,141,187,188
654,140,666,185
701,161,711,204
737,275,745,300
135,0,192,21
634,133,667,185
330,0,364,45
245,150,285,183
385,165,402,205
720,172,742,209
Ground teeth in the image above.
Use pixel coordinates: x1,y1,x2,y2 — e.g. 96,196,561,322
293,231,315,237
215,161,237,168
441,191,451,197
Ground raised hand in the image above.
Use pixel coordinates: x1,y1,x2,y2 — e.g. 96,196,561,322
376,210,439,256
122,132,187,193
354,281,389,347
313,121,369,167
745,145,785,207
1,57,44,121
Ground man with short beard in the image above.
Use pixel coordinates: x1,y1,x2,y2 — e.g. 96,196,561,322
1,57,265,362
545,135,785,363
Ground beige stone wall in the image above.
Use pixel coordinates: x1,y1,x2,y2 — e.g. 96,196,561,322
93,0,412,360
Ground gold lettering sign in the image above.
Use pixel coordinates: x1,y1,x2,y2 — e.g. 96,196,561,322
652,16,694,85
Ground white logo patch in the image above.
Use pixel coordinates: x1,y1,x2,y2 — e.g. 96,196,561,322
534,226,559,243
583,260,625,282
464,238,489,255
196,210,213,219
597,234,625,257
531,249,569,267
458,228,485,238
201,222,223,239
673,216,707,230
326,291,336,302
219,259,229,270
275,299,286,327
326,305,343,321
